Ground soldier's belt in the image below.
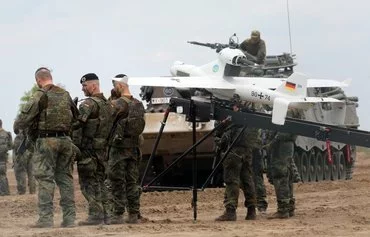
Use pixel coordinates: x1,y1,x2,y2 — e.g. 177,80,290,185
38,131,67,138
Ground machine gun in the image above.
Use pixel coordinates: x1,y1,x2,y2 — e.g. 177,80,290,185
188,33,240,53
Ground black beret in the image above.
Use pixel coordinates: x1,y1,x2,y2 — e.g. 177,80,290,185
80,73,99,84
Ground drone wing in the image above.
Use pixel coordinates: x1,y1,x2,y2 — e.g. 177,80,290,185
128,76,236,90
272,97,344,125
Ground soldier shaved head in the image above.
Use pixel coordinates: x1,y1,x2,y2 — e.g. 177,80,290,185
35,67,52,80
35,67,53,88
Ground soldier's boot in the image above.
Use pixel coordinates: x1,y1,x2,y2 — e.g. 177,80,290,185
110,215,124,225
289,200,295,217
267,211,289,219
78,217,104,226
127,213,139,224
215,208,237,221
61,219,76,228
30,220,53,228
245,206,257,220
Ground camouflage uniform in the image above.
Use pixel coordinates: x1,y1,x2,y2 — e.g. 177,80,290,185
14,84,79,227
268,132,295,218
13,133,36,195
216,124,258,221
107,96,144,224
240,35,266,64
74,93,113,225
0,127,13,196
252,148,268,212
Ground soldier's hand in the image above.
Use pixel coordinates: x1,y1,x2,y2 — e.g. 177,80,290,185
110,89,119,100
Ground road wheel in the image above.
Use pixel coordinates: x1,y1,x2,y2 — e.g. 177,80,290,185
331,152,339,181
293,150,302,181
300,152,309,183
315,151,324,181
323,151,332,181
308,151,317,182
337,151,346,180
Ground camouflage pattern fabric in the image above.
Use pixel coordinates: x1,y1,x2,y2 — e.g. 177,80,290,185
221,125,257,210
33,137,76,224
252,148,268,211
107,147,140,216
0,128,13,196
269,139,295,214
75,93,113,222
0,154,10,196
77,150,111,221
14,84,78,225
14,148,36,194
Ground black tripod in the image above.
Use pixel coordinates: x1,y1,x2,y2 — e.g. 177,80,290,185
140,99,245,221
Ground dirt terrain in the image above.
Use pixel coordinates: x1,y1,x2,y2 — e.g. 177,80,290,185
1,152,370,237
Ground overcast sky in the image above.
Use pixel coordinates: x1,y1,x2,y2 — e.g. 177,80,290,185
1,0,369,133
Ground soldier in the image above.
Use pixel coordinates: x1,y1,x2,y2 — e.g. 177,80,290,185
74,73,114,225
252,147,268,213
108,74,145,224
215,104,257,221
266,110,300,219
13,67,79,228
0,119,13,196
13,131,36,195
240,30,266,65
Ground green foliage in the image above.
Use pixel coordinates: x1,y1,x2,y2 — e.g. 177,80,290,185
18,84,39,113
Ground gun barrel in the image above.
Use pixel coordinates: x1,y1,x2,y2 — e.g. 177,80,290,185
187,41,214,48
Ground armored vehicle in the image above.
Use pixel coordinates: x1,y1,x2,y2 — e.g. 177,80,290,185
139,34,360,185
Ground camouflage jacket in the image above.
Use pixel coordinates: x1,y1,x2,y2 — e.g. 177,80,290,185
14,84,79,137
74,93,114,150
240,38,266,64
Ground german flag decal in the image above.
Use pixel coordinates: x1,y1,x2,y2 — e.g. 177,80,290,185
285,81,296,91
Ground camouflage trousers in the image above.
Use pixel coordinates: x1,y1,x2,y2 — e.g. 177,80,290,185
77,149,111,220
14,150,36,195
108,147,140,216
269,141,295,214
252,148,268,210
33,137,76,224
222,146,256,210
0,154,9,196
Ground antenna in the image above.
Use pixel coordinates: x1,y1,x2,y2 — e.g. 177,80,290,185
286,0,293,54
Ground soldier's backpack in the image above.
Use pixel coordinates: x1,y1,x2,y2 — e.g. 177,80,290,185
121,96,146,136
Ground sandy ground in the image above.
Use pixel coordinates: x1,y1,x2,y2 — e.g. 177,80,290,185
1,152,370,237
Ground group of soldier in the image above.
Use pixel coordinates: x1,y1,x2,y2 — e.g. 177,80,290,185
213,30,300,221
0,30,300,228
10,68,145,228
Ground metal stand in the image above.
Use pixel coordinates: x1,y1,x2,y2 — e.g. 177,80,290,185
141,100,230,221
140,107,172,187
201,126,246,190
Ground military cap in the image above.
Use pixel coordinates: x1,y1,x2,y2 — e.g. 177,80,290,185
80,73,99,84
112,74,129,84
251,30,261,38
